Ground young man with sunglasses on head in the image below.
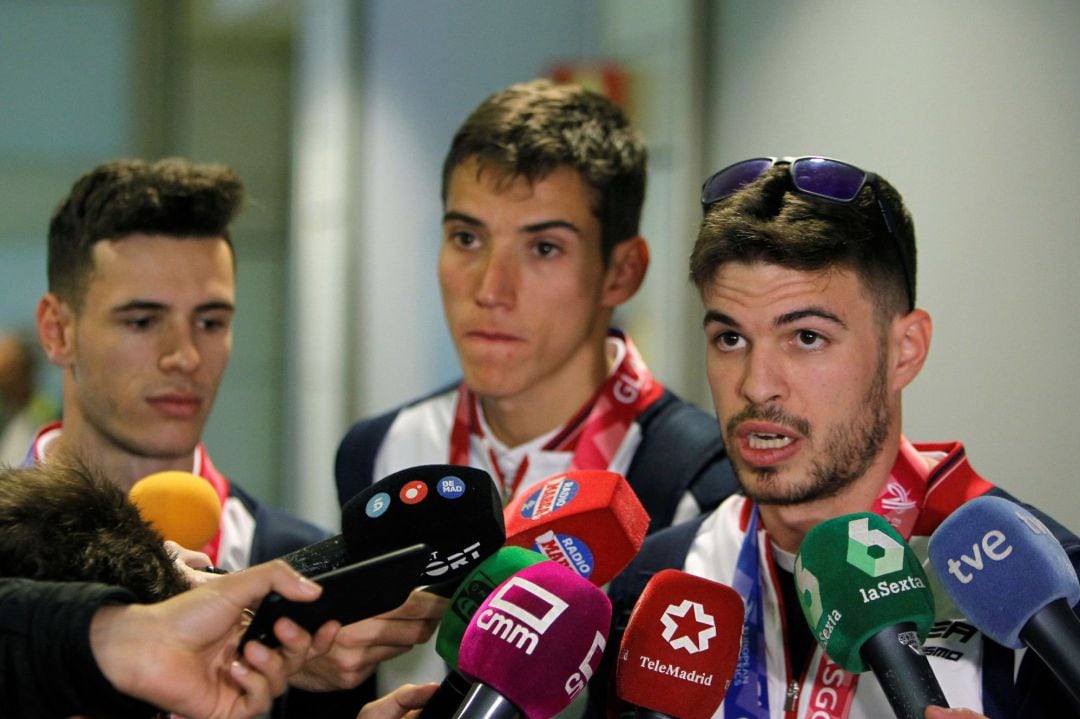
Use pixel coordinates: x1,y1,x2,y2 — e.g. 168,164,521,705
589,157,1080,718
334,79,738,694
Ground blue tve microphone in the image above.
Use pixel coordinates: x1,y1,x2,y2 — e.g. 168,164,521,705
928,494,1080,702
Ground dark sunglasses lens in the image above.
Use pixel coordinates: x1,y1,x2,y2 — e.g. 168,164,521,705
702,158,775,205
791,158,866,202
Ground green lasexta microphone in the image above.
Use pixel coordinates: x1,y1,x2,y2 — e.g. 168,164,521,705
794,512,948,719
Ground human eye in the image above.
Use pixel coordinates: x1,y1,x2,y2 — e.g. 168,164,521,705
793,329,827,351
532,239,563,258
122,314,157,331
197,313,232,333
446,227,480,250
711,330,746,352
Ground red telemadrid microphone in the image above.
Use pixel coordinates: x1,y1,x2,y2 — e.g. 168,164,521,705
502,470,649,586
616,569,745,719
128,471,222,550
455,561,612,719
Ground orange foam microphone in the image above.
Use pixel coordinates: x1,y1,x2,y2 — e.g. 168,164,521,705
129,471,222,549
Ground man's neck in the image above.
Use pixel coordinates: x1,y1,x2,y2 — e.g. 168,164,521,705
48,428,196,493
758,443,903,554
478,344,613,448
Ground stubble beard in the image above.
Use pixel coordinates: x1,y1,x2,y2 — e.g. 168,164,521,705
726,355,890,507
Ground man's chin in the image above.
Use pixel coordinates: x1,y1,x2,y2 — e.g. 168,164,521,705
734,466,813,507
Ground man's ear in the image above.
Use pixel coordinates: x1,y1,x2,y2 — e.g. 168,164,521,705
36,293,76,368
601,236,649,308
890,308,932,392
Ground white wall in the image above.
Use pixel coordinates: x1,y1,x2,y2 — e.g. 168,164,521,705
706,0,1080,527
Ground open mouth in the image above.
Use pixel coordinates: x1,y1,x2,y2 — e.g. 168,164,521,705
746,432,794,450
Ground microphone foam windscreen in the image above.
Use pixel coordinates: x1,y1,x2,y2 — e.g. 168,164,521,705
927,494,1080,649
458,561,612,719
129,471,221,549
617,569,744,719
794,512,934,673
436,546,549,667
503,470,649,586
341,464,505,585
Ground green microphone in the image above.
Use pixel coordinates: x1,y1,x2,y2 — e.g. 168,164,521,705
794,512,947,719
418,546,549,719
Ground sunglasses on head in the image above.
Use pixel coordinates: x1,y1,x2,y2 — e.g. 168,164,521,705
700,156,914,311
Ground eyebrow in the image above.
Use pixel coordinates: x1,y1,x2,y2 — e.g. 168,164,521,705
442,210,582,236
112,300,235,314
702,306,847,330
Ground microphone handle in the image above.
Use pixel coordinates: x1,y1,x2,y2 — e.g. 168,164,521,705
281,533,349,576
860,621,948,719
1019,597,1080,704
417,670,473,719
618,708,676,719
451,682,520,719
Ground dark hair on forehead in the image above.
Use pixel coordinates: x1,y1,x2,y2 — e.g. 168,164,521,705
690,165,916,320
441,78,647,263
48,157,244,308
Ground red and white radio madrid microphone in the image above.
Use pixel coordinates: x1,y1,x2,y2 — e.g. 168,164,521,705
502,469,649,586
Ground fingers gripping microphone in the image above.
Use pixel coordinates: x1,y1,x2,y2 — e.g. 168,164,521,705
128,471,222,549
418,547,550,719
616,569,744,719
503,470,649,586
455,562,612,719
283,464,505,591
927,495,1080,702
795,512,947,719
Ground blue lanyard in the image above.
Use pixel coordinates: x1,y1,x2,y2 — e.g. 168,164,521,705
725,505,771,719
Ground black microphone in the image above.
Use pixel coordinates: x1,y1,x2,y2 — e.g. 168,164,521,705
240,543,431,649
283,465,505,593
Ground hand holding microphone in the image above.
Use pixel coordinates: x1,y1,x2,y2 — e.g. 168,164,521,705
928,495,1080,704
794,512,947,719
616,569,744,719
265,465,505,690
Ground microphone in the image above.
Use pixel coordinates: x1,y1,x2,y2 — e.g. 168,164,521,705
794,512,947,719
616,569,744,719
502,470,649,586
283,464,505,592
240,542,432,650
419,547,549,719
927,495,1080,702
455,561,612,719
437,547,550,664
128,471,222,549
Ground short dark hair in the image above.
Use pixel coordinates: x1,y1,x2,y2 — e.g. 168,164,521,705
0,462,189,603
441,78,647,263
690,164,916,319
48,157,244,309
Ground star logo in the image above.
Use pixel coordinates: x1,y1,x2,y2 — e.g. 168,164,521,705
660,600,716,654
